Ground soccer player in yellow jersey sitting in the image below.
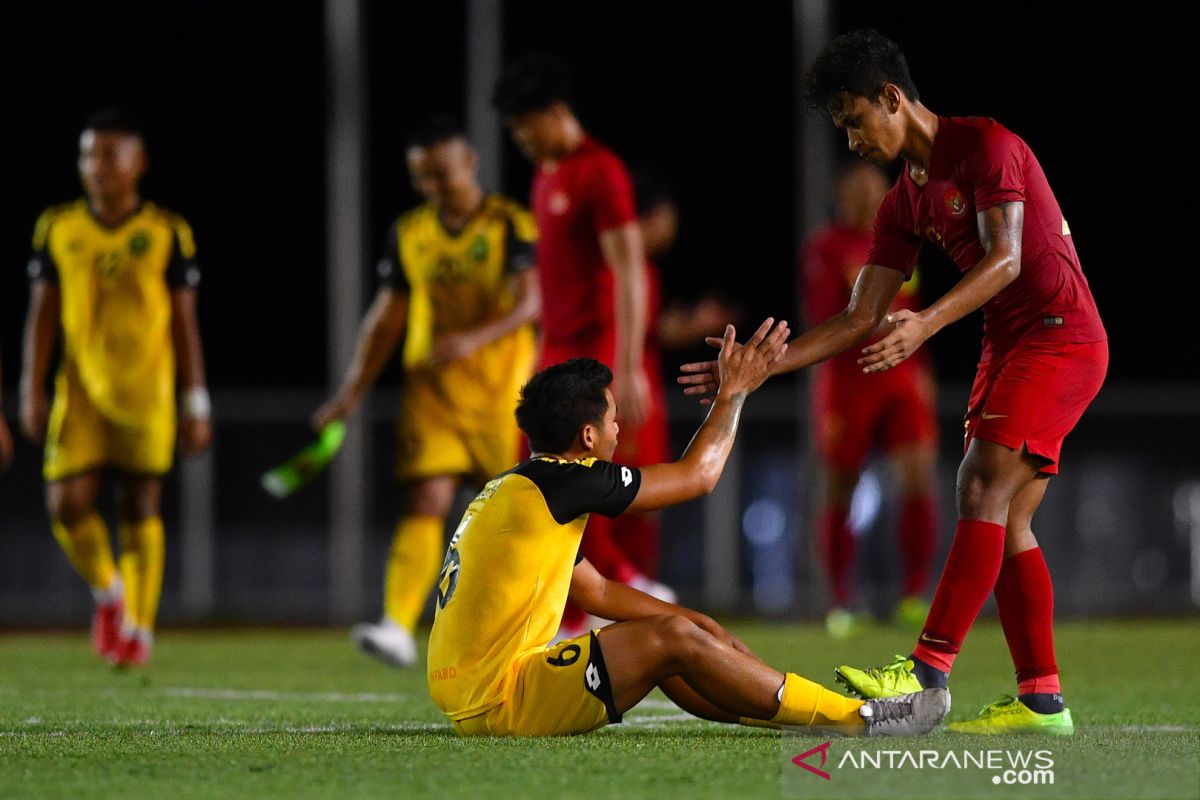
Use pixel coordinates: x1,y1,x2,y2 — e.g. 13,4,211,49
427,321,949,737
19,109,211,667
314,116,539,667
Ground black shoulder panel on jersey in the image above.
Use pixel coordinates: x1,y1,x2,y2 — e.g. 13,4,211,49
376,220,409,291
166,227,201,289
509,458,642,525
503,215,535,274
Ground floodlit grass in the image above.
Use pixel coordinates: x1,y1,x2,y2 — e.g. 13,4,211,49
2,620,1197,799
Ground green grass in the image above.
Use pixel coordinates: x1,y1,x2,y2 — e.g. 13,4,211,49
2,620,1198,799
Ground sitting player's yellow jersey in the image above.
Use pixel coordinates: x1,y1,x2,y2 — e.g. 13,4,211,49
427,456,642,721
28,200,199,425
377,194,536,431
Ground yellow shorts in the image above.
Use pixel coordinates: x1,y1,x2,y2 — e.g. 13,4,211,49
451,631,621,737
44,369,175,481
395,398,521,483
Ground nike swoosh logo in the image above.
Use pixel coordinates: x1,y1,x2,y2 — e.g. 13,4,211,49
981,413,1008,420
919,633,953,646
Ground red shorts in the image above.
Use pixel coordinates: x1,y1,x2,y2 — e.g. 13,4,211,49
964,339,1108,475
812,361,939,472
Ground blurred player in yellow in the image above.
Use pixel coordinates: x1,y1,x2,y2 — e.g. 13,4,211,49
19,109,211,667
313,116,540,667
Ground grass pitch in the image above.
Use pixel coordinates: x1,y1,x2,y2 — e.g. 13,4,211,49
2,619,1197,799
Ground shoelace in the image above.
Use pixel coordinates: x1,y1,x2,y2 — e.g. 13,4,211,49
865,655,912,680
871,698,914,724
978,695,1020,717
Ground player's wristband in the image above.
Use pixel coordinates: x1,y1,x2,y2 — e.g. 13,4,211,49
184,387,212,420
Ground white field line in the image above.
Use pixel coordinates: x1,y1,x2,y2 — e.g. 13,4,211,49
158,687,409,703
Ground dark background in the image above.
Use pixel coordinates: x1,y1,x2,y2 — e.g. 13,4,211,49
1,1,1195,397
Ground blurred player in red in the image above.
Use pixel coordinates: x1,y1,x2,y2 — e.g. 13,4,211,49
493,55,675,635
616,175,741,579
682,30,1106,734
801,162,939,638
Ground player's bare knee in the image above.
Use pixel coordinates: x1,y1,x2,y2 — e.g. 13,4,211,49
47,485,92,525
647,614,706,672
955,464,1014,520
406,478,455,518
117,480,161,522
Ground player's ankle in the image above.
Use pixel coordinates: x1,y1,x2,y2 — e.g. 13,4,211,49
909,654,949,689
1019,692,1064,714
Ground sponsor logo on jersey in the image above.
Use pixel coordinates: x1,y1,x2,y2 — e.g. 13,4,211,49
129,230,150,255
620,467,633,487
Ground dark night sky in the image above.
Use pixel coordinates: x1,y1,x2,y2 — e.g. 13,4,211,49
1,1,1195,392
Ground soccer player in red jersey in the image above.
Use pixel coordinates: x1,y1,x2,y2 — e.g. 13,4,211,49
606,175,740,581
493,55,675,632
801,162,939,638
681,30,1106,734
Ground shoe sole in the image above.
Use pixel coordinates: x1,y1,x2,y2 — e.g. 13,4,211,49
353,632,416,669
947,722,1075,736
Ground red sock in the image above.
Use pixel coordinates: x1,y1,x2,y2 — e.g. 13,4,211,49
818,504,855,607
994,547,1060,692
899,494,938,597
911,519,1006,673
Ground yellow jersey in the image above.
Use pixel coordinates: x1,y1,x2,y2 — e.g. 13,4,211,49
378,194,537,429
427,456,642,721
29,200,199,425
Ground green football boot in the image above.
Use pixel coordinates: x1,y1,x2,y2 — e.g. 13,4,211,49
835,654,925,698
947,694,1074,735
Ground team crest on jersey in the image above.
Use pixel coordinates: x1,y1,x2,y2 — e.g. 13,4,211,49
129,230,151,255
470,235,489,263
548,190,570,216
944,188,967,217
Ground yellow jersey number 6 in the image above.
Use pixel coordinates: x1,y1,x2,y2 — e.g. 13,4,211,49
436,512,471,609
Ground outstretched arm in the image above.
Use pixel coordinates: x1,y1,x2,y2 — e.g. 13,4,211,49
677,265,903,400
857,201,1023,372
626,317,790,513
312,287,408,429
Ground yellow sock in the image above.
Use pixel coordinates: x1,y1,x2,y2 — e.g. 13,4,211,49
384,515,445,632
51,514,117,594
769,673,865,732
118,517,165,631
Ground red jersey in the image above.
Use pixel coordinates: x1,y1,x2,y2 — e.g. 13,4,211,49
531,135,637,356
867,115,1105,359
801,222,925,377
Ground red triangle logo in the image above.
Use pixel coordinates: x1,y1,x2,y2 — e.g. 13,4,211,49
791,741,832,780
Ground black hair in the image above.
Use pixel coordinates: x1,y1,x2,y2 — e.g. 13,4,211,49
406,114,467,149
633,171,677,217
83,108,144,141
804,29,920,116
491,53,572,117
516,358,612,453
